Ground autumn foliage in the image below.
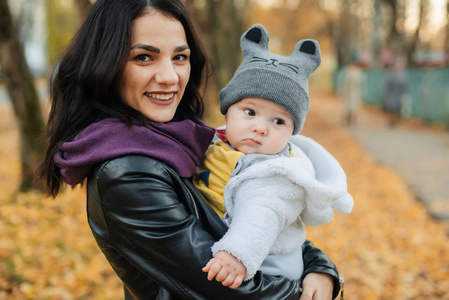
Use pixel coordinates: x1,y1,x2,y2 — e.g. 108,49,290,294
0,105,123,298
302,89,449,300
1,89,449,299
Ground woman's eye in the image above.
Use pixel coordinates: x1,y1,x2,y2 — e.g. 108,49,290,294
244,109,255,116
174,54,189,61
135,54,151,62
274,118,285,125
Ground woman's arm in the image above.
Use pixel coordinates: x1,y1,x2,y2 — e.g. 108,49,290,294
300,272,335,300
302,240,341,299
88,155,304,299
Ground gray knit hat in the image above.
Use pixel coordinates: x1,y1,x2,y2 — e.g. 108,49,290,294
219,24,321,134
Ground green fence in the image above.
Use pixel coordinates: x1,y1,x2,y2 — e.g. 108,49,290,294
336,67,449,125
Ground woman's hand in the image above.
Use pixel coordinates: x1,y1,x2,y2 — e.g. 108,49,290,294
299,272,334,300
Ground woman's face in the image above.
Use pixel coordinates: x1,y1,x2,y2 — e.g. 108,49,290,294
120,11,191,122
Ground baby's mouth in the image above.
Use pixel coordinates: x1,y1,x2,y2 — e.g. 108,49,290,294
244,138,261,145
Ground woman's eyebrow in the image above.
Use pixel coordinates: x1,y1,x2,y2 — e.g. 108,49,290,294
130,44,190,54
174,45,190,52
130,44,160,53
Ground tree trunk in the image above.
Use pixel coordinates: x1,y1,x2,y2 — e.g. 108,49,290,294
446,0,449,65
384,0,399,45
186,0,249,91
336,0,355,67
184,0,249,121
371,0,383,68
0,0,46,191
407,0,428,65
74,0,92,20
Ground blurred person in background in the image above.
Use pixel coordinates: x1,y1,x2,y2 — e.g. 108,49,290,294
339,53,365,126
382,56,408,127
38,0,342,299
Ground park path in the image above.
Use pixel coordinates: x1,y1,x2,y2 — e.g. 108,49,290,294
302,88,449,299
308,88,449,221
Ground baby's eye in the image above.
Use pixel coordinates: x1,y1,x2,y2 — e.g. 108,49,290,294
244,109,255,116
274,118,285,125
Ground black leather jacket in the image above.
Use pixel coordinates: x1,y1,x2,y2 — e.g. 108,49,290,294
87,155,340,299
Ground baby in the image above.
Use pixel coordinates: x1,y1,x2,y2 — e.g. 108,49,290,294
194,24,353,289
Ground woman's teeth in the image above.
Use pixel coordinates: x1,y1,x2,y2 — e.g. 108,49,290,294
146,93,174,100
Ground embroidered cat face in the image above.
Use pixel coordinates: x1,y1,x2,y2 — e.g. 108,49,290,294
240,24,321,90
219,24,322,134
250,56,299,73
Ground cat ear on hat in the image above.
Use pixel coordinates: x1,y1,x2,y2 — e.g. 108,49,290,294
240,24,270,57
294,39,322,76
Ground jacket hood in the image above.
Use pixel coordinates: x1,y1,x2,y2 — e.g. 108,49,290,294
224,134,354,226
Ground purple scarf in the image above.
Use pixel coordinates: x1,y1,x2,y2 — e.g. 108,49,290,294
55,116,215,185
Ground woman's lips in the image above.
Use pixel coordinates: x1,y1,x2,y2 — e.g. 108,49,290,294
144,92,176,105
145,92,175,100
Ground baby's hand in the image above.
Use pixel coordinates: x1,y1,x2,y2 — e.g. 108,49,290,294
202,250,246,289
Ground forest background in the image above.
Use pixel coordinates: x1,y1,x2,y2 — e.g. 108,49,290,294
1,0,449,299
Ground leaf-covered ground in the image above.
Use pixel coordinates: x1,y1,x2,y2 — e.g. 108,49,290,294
0,105,123,298
0,88,448,299
302,89,449,300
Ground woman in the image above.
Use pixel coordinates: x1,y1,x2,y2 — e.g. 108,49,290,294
39,0,341,299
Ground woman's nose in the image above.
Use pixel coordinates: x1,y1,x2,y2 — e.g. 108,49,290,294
154,60,178,86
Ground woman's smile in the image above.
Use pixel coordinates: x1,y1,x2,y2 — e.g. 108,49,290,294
144,92,177,105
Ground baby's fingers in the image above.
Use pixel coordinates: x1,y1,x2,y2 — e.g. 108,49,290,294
206,261,222,281
226,274,244,289
202,259,213,273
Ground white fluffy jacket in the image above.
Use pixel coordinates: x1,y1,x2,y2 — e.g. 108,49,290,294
211,135,354,280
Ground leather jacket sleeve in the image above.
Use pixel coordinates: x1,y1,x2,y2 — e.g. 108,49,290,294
302,240,341,298
87,155,340,299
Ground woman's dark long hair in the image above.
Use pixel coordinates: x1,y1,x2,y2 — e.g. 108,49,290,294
39,0,211,197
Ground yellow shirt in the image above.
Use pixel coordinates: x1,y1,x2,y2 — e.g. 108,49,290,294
193,140,244,218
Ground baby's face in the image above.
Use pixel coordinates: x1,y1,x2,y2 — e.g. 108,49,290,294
225,98,294,155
